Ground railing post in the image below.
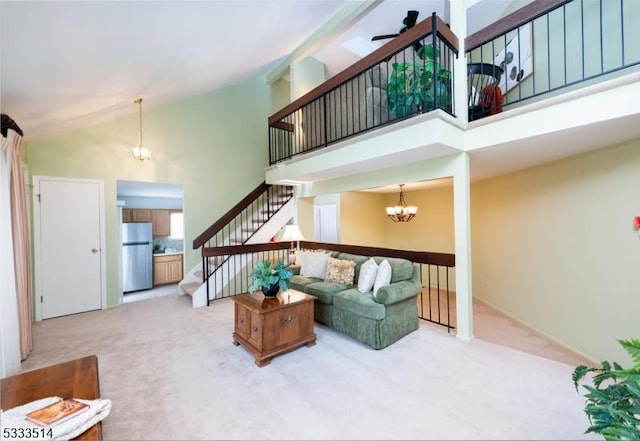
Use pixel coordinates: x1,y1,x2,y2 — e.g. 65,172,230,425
202,254,210,307
432,12,438,110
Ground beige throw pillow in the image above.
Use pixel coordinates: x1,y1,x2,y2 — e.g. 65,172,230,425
325,258,356,285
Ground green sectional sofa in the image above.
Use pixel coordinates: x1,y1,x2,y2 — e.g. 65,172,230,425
289,252,422,349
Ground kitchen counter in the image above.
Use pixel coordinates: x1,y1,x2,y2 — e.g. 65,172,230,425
153,251,183,256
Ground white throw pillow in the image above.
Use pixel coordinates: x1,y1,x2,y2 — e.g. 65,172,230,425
300,251,329,279
357,258,379,293
373,259,392,299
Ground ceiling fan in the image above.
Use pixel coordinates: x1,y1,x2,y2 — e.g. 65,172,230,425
371,10,420,42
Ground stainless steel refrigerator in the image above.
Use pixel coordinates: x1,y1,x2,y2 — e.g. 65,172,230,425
122,222,153,293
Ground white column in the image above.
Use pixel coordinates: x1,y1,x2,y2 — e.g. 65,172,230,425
447,0,468,123
453,152,474,342
290,57,326,100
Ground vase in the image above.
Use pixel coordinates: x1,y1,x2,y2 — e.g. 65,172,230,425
261,284,280,297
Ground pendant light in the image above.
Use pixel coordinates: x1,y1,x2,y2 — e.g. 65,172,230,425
131,98,151,161
385,184,418,222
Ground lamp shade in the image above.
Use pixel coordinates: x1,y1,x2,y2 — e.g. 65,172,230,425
280,224,305,242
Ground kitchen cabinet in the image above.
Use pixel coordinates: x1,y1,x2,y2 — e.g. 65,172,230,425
123,209,151,223
132,209,152,222
151,210,170,236
153,253,183,286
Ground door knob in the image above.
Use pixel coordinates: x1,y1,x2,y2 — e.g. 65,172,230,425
91,248,100,253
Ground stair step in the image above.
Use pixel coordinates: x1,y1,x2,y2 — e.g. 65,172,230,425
194,270,203,280
181,282,201,296
241,228,256,233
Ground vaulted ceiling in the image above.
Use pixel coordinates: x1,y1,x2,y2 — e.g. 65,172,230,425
0,0,512,140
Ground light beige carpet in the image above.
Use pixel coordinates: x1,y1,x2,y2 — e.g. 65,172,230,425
20,294,599,440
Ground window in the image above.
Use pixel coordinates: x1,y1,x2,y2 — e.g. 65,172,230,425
169,212,184,239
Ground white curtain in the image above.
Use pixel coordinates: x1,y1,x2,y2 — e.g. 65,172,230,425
0,129,22,378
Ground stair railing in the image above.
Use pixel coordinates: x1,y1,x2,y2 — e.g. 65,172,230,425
192,181,294,305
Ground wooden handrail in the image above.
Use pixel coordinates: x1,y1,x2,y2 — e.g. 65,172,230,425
203,241,455,267
202,242,288,257
301,241,455,267
193,181,270,250
465,0,570,52
268,14,458,125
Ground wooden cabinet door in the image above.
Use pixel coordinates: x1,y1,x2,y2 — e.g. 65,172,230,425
132,209,151,222
235,304,250,340
263,303,313,350
248,312,263,350
151,210,170,236
168,259,183,282
153,261,169,286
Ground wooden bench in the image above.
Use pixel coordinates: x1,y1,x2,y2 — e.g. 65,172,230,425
1,355,102,440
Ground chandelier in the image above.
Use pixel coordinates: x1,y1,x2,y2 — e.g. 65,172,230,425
385,184,418,222
131,98,151,161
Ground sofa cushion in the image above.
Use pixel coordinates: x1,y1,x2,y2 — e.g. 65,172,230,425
304,281,349,305
357,257,378,293
289,275,322,292
325,257,356,285
333,288,386,320
300,251,330,278
374,256,414,283
336,253,369,280
373,259,392,299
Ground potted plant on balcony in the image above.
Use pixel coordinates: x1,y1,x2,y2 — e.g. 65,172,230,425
249,259,292,297
572,338,640,440
387,43,452,118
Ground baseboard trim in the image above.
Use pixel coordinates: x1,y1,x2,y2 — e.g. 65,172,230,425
474,296,599,365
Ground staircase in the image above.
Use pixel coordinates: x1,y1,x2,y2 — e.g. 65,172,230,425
180,182,294,307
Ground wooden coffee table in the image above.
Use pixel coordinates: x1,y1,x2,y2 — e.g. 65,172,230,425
232,289,316,367
1,355,102,440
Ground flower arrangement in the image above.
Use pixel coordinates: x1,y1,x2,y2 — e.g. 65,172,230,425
248,259,292,295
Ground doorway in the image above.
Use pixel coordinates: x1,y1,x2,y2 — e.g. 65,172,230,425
314,194,339,243
116,180,184,304
33,176,106,320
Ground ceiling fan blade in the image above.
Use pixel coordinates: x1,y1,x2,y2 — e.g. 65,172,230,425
371,34,399,41
403,10,419,28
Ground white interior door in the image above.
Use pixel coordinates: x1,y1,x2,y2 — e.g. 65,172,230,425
314,203,338,243
34,177,105,319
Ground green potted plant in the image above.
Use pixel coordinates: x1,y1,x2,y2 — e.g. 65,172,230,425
248,259,293,297
572,338,640,440
387,43,452,118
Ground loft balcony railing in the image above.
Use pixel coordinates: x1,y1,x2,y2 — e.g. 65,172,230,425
268,13,459,165
466,0,640,120
268,0,638,161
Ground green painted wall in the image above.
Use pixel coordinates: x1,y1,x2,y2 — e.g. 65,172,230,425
25,76,272,307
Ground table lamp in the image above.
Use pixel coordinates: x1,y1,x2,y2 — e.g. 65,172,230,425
280,224,305,265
